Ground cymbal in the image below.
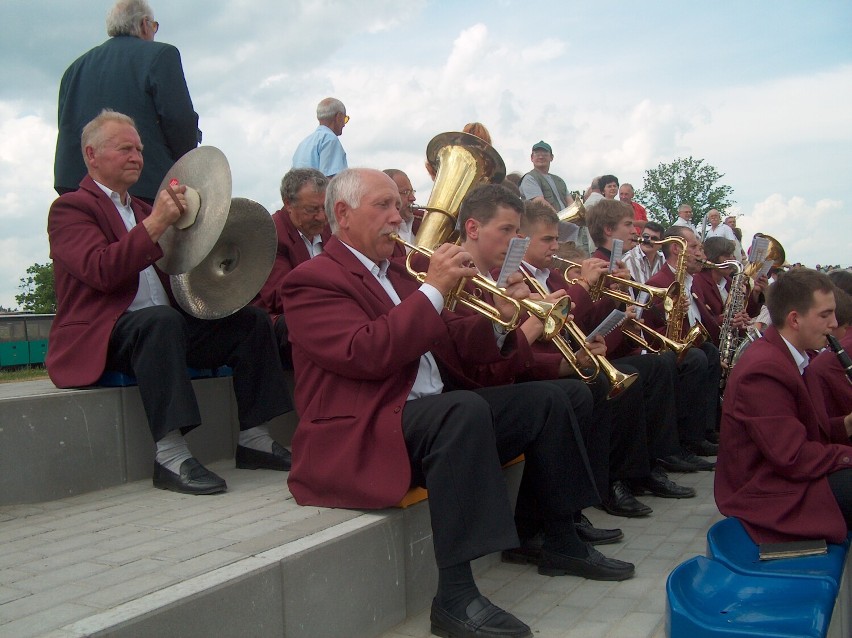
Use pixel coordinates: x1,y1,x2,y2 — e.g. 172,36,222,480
170,198,276,320
156,146,232,274
425,131,506,184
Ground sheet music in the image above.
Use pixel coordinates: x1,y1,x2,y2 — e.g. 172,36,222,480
749,236,769,264
609,239,624,273
585,309,627,342
756,258,774,278
496,236,530,288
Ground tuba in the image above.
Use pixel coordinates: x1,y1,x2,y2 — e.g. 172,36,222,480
415,132,506,250
744,233,786,279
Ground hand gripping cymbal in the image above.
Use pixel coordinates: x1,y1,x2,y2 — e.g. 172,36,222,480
170,198,277,320
156,146,232,274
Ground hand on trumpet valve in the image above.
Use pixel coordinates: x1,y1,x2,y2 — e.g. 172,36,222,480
423,243,478,297
579,257,609,288
571,334,606,372
494,271,531,323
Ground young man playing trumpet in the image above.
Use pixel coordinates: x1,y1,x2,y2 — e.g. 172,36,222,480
519,202,697,514
453,184,635,578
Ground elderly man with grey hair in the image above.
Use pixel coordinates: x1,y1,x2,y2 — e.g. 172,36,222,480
54,0,200,203
291,97,349,177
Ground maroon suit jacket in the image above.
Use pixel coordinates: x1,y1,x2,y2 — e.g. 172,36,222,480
47,175,172,387
646,264,719,342
692,270,724,344
714,326,852,544
810,331,852,420
254,209,331,321
281,237,528,508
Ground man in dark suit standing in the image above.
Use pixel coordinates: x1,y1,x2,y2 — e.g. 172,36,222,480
48,110,292,495
54,0,200,203
282,169,634,638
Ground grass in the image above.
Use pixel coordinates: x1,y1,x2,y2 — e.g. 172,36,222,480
0,366,50,383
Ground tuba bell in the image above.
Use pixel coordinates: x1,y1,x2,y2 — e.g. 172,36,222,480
415,132,506,250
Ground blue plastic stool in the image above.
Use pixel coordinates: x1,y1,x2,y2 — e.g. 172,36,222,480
706,517,848,592
666,556,835,637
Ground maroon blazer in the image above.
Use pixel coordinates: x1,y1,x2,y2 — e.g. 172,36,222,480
692,270,724,345
810,331,852,420
646,264,720,342
281,237,529,509
254,209,331,321
47,176,171,388
714,326,852,544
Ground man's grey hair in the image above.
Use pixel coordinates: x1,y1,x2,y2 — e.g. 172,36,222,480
280,168,328,204
316,97,346,122
106,0,153,37
325,169,364,234
81,109,137,164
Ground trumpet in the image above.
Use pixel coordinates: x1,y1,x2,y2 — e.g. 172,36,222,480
391,234,571,338
522,270,638,399
621,316,709,363
550,255,680,312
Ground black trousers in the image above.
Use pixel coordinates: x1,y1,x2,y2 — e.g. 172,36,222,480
828,468,852,530
674,342,721,445
106,305,293,442
605,362,652,483
402,381,599,567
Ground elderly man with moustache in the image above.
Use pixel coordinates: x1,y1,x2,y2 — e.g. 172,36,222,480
254,168,330,365
383,168,420,242
282,169,638,638
48,110,292,495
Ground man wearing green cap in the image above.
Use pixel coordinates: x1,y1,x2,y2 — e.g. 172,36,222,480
519,141,573,213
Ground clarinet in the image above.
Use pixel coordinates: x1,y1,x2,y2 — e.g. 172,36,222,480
826,334,852,385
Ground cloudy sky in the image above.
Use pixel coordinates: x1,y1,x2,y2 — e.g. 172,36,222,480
1,0,850,310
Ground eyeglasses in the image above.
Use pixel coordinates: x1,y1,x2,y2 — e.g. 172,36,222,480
399,189,416,197
296,204,325,216
641,234,661,241
146,18,159,33
342,114,350,124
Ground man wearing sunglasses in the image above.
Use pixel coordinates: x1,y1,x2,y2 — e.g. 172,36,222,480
292,97,350,178
55,0,201,205
623,221,666,284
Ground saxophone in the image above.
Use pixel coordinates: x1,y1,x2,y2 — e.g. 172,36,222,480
703,259,747,372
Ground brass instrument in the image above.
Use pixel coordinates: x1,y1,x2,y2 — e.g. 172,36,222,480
730,325,762,367
697,258,748,379
556,197,586,226
550,255,680,312
416,132,506,250
744,233,786,279
522,269,638,398
620,317,706,364
390,234,570,337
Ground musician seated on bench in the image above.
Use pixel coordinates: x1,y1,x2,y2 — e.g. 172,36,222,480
715,267,852,545
47,109,293,495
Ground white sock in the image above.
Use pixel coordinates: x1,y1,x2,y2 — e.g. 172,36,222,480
155,430,193,474
238,425,275,453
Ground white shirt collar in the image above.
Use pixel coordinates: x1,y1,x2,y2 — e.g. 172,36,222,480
780,333,809,375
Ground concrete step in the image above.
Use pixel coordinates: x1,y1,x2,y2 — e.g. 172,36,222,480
0,460,523,638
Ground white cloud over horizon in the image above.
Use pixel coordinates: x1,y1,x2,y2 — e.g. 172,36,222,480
0,0,849,310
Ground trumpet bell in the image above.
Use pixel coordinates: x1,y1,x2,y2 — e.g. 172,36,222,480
416,132,506,250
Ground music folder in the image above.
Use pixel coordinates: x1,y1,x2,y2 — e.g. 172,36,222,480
758,538,827,560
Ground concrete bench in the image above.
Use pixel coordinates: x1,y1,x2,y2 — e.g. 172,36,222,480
0,376,297,506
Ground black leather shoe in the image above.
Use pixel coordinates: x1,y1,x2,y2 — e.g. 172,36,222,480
576,514,624,545
656,454,700,473
629,467,696,499
153,458,226,495
538,547,635,581
684,440,719,457
235,441,292,471
680,451,715,471
501,533,543,565
430,596,532,638
598,480,652,517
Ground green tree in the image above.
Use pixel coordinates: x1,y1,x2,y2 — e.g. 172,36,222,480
16,262,56,313
635,156,735,227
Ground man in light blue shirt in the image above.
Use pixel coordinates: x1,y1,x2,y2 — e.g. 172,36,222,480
291,97,349,177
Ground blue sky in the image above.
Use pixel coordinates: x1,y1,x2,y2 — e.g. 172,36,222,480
0,0,850,309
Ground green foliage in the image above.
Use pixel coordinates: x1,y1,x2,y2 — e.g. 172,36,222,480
15,262,56,314
635,156,735,227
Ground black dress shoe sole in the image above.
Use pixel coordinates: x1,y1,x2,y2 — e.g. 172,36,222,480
235,445,291,471
430,597,532,638
596,503,652,518
537,554,635,581
153,479,225,495
576,528,624,545
630,483,696,499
